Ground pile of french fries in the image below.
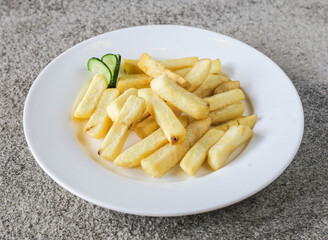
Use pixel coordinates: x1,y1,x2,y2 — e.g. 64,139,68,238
73,53,257,177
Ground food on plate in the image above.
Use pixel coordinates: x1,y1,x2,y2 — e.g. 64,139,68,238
138,88,186,145
107,88,138,121
123,57,198,74
73,53,257,177
114,116,189,168
214,80,240,94
208,125,253,170
74,74,108,118
141,117,212,177
204,89,245,111
150,74,210,119
180,128,225,176
184,59,212,91
84,89,120,138
98,95,146,161
137,53,190,88
209,59,222,73
193,73,230,97
209,102,245,125
116,74,152,92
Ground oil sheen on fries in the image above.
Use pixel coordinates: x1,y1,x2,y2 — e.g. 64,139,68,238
114,116,189,168
151,74,210,119
180,128,225,176
137,53,190,88
84,89,120,139
138,88,186,145
141,117,212,177
208,125,253,170
98,95,146,161
74,74,107,119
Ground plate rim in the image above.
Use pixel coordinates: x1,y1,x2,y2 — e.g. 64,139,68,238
23,24,304,216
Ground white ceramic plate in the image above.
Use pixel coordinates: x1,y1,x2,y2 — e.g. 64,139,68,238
24,25,303,216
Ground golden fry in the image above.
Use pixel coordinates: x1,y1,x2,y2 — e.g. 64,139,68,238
84,89,120,139
107,88,138,121
215,115,257,131
116,74,152,92
123,59,143,74
99,95,146,161
204,89,245,111
185,59,212,91
193,73,230,97
209,102,244,125
173,67,192,77
180,128,225,176
151,74,210,119
214,81,240,94
137,53,190,88
209,59,222,73
208,125,253,170
74,74,107,119
138,88,186,145
141,117,212,177
114,116,189,168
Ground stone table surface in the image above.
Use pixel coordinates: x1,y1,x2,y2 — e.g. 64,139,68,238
0,0,327,239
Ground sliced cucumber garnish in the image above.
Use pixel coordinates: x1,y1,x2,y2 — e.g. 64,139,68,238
87,58,112,85
102,54,121,88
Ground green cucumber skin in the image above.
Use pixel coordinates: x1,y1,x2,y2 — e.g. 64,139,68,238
102,54,121,88
87,57,112,86
113,54,121,85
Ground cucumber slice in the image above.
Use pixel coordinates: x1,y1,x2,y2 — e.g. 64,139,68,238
102,54,121,88
87,58,112,86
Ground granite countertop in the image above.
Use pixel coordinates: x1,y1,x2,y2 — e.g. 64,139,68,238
1,0,327,239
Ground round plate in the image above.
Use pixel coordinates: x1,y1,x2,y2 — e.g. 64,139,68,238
24,25,304,216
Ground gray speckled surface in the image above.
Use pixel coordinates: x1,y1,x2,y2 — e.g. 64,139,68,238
1,0,327,239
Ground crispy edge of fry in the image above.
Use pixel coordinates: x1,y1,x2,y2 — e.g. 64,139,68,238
116,74,152,92
215,115,258,131
137,53,190,88
204,89,246,111
180,128,225,176
98,95,146,161
185,59,212,92
214,81,240,94
208,125,253,170
114,116,189,168
106,88,138,121
74,74,108,119
141,117,212,177
209,59,222,73
138,88,186,145
209,102,245,125
192,73,230,97
150,74,210,120
84,88,120,139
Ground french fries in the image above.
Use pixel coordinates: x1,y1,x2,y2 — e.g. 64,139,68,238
208,125,253,170
74,74,108,118
173,67,192,77
204,89,245,111
215,115,257,131
133,102,182,139
185,59,212,91
123,57,198,74
98,95,146,161
114,116,189,168
107,88,138,121
209,102,245,125
214,81,240,94
180,128,225,176
151,74,210,119
138,88,186,145
209,59,222,73
137,53,190,88
116,74,152,92
84,89,120,139
141,117,212,177
193,73,230,97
